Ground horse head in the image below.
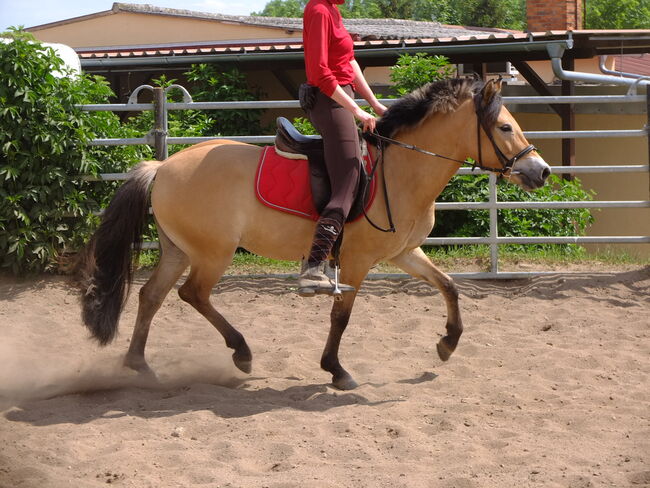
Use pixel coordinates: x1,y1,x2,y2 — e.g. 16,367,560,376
475,79,551,190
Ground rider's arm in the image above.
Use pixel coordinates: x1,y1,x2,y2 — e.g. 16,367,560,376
350,59,387,117
329,85,377,133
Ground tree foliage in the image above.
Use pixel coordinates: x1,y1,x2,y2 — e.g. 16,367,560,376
253,0,525,28
584,0,650,29
254,0,650,31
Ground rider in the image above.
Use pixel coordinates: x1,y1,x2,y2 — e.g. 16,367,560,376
298,0,387,296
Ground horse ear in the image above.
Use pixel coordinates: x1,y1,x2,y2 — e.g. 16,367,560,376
481,78,503,105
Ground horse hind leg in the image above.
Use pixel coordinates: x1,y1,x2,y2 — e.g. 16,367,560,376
389,247,463,362
125,228,189,373
178,254,252,374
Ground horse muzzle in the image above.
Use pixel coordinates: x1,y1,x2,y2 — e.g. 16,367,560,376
509,155,551,191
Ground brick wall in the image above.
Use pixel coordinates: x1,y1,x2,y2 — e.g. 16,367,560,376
527,0,583,31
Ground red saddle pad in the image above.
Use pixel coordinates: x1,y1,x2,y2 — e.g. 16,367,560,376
255,146,376,222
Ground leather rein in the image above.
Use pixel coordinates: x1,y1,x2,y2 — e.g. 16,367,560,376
361,93,537,233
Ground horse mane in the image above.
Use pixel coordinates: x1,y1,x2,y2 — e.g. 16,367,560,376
372,77,502,141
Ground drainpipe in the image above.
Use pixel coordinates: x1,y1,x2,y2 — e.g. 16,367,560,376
599,55,646,80
547,42,650,90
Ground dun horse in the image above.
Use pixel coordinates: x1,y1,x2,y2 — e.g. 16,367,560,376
77,78,550,390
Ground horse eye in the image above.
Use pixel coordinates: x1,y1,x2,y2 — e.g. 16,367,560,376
500,124,513,133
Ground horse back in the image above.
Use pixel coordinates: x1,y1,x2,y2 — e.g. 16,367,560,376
151,143,263,245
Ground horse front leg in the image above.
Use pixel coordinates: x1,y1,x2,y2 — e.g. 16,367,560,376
389,247,463,361
321,289,360,390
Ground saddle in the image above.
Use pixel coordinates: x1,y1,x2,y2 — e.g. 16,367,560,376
257,117,375,222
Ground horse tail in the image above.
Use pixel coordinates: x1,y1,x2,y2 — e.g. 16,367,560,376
76,160,162,345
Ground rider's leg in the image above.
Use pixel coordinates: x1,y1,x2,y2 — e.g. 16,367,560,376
299,85,360,296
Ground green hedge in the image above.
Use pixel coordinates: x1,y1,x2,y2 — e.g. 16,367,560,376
0,30,151,273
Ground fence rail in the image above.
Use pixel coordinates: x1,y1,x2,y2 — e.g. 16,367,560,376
78,86,650,278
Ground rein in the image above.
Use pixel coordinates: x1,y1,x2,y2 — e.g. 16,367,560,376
361,94,537,233
361,137,396,233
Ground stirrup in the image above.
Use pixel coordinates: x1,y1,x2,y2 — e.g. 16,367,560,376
297,260,354,299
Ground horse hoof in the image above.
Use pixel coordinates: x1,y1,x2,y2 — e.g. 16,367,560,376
233,355,252,374
124,356,152,374
332,374,358,391
436,339,454,362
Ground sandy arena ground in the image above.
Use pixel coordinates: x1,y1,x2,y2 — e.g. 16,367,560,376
1,268,649,488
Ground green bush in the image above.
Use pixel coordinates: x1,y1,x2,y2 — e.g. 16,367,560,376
433,174,595,255
389,53,455,95
0,31,129,273
0,29,154,273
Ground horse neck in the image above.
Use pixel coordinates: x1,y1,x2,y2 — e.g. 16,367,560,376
383,102,474,215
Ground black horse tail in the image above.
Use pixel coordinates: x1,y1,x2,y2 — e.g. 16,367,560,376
76,160,162,345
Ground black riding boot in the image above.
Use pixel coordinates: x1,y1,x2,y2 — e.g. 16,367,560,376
298,217,354,297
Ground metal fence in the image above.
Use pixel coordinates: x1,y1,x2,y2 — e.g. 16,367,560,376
78,84,650,279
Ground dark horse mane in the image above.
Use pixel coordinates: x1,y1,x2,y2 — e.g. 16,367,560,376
370,77,503,142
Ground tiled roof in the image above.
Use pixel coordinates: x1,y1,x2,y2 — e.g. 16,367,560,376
31,2,506,41
110,3,506,39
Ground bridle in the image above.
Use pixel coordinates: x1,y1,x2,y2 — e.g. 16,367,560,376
361,90,537,233
369,92,537,176
472,93,536,175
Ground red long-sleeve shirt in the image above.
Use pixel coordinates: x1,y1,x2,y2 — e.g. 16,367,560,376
303,0,356,97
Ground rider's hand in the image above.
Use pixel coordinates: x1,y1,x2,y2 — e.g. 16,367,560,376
354,108,378,133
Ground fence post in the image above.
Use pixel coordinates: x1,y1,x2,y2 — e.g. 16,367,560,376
153,87,168,161
489,173,499,275
647,89,650,196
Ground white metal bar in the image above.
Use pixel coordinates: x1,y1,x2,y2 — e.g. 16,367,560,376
503,95,646,104
424,236,650,245
525,129,647,139
167,136,274,144
88,138,149,146
78,103,153,111
547,165,649,173
76,95,646,113
436,200,650,210
455,165,648,175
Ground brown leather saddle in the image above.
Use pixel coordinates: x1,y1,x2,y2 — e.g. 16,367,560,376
274,117,372,223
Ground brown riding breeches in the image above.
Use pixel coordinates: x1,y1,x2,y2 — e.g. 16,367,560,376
306,84,361,223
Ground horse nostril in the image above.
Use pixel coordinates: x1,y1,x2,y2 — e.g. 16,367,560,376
541,167,551,181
